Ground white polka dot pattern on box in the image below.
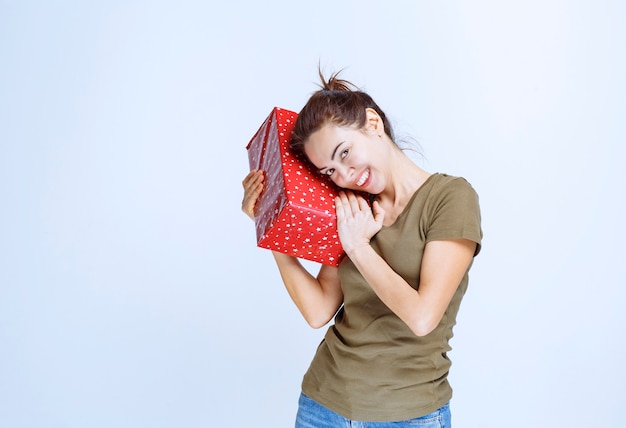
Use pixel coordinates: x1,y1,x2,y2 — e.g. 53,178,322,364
246,107,345,266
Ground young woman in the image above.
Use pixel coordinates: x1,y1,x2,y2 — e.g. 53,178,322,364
241,71,482,427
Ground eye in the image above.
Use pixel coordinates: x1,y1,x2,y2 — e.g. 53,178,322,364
340,148,349,159
325,168,335,176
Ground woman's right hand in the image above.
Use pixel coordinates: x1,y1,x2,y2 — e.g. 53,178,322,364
241,169,265,220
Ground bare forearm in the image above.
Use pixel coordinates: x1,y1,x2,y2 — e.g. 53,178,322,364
272,252,342,328
348,239,476,336
347,245,425,333
241,172,342,327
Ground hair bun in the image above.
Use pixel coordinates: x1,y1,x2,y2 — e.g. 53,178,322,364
291,67,396,159
319,69,357,92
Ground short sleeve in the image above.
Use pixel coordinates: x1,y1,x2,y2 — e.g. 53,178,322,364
426,177,483,256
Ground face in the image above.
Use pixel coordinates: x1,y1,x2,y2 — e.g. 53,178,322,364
304,122,386,194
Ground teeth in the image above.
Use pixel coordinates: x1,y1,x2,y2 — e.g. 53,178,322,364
356,169,370,186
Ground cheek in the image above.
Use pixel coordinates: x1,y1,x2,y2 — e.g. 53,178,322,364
329,173,350,189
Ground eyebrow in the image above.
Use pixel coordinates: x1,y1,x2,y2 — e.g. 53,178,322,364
318,142,345,173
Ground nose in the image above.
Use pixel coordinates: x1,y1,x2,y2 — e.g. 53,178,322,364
333,165,354,187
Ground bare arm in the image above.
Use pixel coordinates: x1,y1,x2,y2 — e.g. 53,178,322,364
242,170,343,328
272,252,343,328
336,191,476,336
348,239,475,336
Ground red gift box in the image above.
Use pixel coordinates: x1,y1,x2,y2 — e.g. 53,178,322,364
246,107,345,266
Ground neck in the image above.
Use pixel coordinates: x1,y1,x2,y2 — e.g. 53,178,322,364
378,149,431,211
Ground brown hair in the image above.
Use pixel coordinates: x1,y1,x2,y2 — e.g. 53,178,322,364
290,69,395,160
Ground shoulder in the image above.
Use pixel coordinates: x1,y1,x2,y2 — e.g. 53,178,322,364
424,173,483,254
427,173,480,201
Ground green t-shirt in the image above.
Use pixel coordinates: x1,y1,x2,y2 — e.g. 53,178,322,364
301,173,483,422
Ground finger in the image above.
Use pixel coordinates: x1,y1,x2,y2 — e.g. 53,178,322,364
339,191,355,216
345,191,362,214
242,183,261,204
242,181,264,216
372,200,385,226
243,181,263,203
357,195,370,212
242,175,262,199
334,195,346,220
242,169,264,188
242,170,257,186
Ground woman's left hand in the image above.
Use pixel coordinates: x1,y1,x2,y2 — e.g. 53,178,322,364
334,191,385,254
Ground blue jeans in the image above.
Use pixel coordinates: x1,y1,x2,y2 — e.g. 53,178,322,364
295,393,451,428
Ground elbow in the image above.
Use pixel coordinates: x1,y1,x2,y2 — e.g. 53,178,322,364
408,318,438,337
307,319,328,330
302,307,337,329
305,313,333,329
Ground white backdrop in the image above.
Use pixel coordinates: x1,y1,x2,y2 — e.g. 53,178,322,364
1,1,624,427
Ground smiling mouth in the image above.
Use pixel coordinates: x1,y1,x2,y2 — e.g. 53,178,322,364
356,169,370,187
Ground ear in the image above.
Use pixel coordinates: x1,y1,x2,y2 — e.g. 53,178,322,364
364,108,384,136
